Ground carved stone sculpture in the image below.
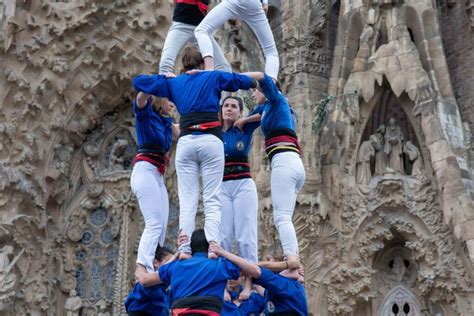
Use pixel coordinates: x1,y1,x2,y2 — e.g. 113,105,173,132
403,141,424,176
372,125,387,175
356,138,375,184
64,290,82,316
384,118,404,174
0,245,18,306
108,138,129,171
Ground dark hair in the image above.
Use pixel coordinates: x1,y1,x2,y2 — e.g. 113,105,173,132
181,46,203,74
221,96,244,112
155,245,173,262
190,229,209,254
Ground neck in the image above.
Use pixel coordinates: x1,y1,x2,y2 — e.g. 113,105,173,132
222,119,234,130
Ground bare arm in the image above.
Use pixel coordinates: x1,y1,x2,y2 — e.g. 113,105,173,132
233,113,261,131
172,123,180,141
135,265,162,287
209,244,261,279
242,72,265,81
136,92,151,109
258,257,300,273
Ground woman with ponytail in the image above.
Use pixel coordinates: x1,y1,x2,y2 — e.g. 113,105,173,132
131,94,179,273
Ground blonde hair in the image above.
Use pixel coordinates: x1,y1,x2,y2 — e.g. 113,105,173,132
151,96,168,115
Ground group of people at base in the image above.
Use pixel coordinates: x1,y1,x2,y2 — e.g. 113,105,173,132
125,0,308,315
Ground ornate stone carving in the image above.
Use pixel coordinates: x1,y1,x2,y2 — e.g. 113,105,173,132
64,289,82,316
384,118,404,174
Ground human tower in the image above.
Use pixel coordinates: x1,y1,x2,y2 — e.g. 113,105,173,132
126,0,308,315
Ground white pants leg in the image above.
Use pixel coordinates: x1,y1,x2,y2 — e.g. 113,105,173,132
194,0,279,78
176,134,224,253
131,161,170,272
271,152,305,256
220,178,259,262
159,22,230,74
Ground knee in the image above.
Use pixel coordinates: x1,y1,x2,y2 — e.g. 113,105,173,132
273,212,291,227
144,219,162,230
194,26,207,38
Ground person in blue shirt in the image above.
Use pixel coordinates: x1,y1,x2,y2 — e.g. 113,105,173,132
135,229,260,315
133,47,257,259
220,96,261,300
210,243,308,316
131,92,180,273
124,246,175,316
238,72,305,264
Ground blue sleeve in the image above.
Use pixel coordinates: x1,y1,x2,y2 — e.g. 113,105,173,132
250,105,264,115
219,258,241,280
158,261,176,285
132,74,171,99
242,120,260,135
258,74,284,105
253,267,291,293
133,98,152,116
216,71,254,92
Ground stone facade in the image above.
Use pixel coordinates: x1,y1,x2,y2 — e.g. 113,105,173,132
0,0,473,315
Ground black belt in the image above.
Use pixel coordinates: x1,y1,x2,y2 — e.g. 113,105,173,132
171,296,222,313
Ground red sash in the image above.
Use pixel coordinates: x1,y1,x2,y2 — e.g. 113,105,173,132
172,308,220,316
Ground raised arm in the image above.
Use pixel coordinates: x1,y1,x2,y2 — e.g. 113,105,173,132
133,74,172,99
209,244,261,279
136,92,151,109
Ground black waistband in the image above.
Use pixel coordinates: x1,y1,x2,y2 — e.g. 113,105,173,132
269,312,300,316
179,112,222,140
179,112,219,129
225,155,249,164
171,296,222,313
137,144,166,155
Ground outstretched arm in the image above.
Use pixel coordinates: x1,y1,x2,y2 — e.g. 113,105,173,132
209,244,261,279
258,256,300,273
135,265,162,287
133,74,172,99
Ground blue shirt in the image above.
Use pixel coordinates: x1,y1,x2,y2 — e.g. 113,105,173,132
254,74,296,137
223,118,260,159
133,98,173,152
239,292,266,316
158,252,241,301
133,71,254,116
254,267,308,316
124,283,169,316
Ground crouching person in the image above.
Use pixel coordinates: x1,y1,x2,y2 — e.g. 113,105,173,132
125,246,174,316
209,244,308,316
135,229,259,315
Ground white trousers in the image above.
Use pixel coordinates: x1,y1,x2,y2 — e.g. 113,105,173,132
271,152,305,256
159,21,231,74
175,134,224,253
130,161,169,272
220,178,258,263
194,0,279,79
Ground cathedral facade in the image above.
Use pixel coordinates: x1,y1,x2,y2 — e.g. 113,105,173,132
0,0,473,315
